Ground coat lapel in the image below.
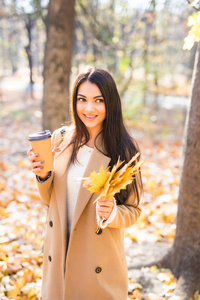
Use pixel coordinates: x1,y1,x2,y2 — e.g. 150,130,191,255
71,134,111,230
53,132,111,234
54,143,74,233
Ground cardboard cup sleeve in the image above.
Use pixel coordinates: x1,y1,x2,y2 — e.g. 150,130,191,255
29,130,53,173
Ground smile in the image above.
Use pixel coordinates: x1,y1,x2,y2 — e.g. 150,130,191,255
83,114,97,120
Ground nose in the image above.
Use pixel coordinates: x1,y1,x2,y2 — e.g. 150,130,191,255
85,101,94,112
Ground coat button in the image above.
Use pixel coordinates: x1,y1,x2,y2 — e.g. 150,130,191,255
48,255,52,262
49,221,53,227
95,227,102,235
95,267,102,274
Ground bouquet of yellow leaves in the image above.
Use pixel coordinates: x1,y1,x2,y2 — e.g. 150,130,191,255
82,152,144,202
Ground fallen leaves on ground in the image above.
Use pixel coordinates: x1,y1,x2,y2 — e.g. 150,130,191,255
0,104,45,299
126,132,181,244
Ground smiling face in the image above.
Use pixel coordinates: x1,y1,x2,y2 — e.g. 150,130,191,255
76,80,106,138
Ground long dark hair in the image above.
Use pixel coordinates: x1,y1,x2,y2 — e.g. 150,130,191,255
68,67,142,205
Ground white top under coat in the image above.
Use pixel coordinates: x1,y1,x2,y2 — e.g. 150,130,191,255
66,145,93,233
66,144,117,233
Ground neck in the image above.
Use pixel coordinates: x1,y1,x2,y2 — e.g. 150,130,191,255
86,140,94,148
86,127,102,148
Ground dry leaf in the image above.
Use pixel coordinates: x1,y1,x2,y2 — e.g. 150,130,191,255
82,153,144,202
82,165,110,194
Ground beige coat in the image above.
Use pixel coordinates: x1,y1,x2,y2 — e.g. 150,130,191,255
37,127,141,300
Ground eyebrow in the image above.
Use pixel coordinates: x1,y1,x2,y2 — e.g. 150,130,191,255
77,93,103,99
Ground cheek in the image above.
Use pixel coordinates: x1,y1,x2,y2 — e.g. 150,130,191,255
100,104,106,118
76,103,82,115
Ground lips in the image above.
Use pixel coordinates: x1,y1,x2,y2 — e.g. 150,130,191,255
83,114,97,120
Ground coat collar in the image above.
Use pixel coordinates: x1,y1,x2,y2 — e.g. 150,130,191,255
71,143,110,230
54,132,111,234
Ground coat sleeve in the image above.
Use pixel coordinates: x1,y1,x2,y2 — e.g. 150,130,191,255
36,173,54,206
106,188,142,229
35,128,62,206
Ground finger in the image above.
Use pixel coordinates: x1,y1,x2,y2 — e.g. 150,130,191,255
98,200,114,208
97,211,110,220
98,200,113,206
28,155,35,163
97,206,112,213
27,148,33,156
28,154,39,163
32,160,44,169
98,197,114,202
31,166,45,175
97,206,112,214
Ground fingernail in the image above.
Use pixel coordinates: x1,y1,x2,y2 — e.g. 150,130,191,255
40,166,44,169
41,161,44,164
35,154,39,157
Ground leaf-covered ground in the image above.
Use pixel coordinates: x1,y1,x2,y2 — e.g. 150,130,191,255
0,79,195,299
126,127,181,299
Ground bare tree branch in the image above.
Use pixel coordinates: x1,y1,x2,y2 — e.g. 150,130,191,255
187,0,200,11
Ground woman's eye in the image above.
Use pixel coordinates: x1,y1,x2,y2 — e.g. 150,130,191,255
77,98,86,102
96,99,104,103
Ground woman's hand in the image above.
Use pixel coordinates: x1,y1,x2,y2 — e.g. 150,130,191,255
97,197,115,221
27,148,55,179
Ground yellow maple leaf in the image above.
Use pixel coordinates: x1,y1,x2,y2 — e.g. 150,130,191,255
27,287,38,298
95,157,123,196
112,152,139,182
108,173,133,196
183,12,200,50
107,157,124,183
0,208,9,218
7,288,20,299
107,156,144,197
16,278,25,290
111,165,134,187
194,290,200,300
84,165,110,194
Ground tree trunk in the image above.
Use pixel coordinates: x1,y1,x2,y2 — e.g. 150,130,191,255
162,41,200,299
152,0,159,112
25,15,35,84
42,0,76,132
143,6,154,106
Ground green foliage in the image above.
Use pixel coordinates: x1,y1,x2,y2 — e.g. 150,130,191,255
10,109,32,121
119,57,130,73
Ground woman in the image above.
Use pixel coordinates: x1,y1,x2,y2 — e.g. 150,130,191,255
28,67,142,300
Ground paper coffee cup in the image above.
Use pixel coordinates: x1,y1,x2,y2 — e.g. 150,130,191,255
28,130,53,172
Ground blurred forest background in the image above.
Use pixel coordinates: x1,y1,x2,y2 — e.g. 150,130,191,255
0,0,200,299
0,0,197,127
